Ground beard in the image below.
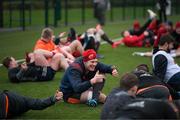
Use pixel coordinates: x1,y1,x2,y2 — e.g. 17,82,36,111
167,48,171,53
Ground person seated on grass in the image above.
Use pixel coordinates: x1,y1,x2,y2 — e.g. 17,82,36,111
152,34,180,94
101,72,179,120
2,52,69,83
59,49,119,107
132,64,177,100
0,90,63,119
34,28,84,63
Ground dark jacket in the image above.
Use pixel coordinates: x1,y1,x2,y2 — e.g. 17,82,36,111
136,73,171,100
0,90,56,119
8,63,55,83
101,88,178,119
60,57,113,96
101,88,134,119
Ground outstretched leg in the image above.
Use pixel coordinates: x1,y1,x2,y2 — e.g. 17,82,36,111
68,40,84,55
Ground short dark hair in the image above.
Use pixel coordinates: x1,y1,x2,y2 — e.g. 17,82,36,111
2,57,12,68
132,64,149,78
120,72,139,91
135,64,149,72
159,34,175,46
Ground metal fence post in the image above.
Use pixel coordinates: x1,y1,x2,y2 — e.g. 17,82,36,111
29,1,32,25
175,0,178,14
0,0,3,28
81,0,85,25
9,0,12,28
54,0,61,27
64,0,68,26
133,0,136,19
44,0,49,27
21,0,25,31
110,0,113,22
122,0,126,20
143,0,146,18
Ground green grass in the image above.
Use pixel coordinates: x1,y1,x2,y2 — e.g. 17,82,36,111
0,15,180,119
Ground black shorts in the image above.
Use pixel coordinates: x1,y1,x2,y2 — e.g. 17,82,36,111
38,67,56,81
63,93,81,102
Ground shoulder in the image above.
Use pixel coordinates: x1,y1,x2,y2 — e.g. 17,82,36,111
69,58,84,72
153,51,167,59
36,39,44,44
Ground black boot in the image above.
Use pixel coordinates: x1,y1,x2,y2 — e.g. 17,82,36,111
101,34,113,45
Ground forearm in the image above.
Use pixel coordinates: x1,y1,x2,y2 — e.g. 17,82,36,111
26,96,56,110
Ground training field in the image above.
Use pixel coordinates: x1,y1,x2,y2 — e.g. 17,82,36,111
0,15,180,119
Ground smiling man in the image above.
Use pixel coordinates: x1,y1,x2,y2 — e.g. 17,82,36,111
59,49,118,107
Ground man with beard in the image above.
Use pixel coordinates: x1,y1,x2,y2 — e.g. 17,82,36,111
152,34,180,93
59,49,118,107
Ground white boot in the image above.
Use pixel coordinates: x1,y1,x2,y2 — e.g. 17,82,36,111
147,9,157,19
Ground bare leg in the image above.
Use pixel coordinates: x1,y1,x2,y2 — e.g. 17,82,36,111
80,89,93,103
98,92,106,103
28,53,35,63
33,53,49,66
50,53,69,71
68,40,84,55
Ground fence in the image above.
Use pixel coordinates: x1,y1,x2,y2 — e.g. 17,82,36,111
0,0,179,31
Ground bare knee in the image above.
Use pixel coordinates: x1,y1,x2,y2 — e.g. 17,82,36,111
34,52,43,59
98,93,106,103
53,53,65,60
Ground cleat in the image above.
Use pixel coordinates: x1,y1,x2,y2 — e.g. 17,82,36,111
147,9,157,19
87,99,98,107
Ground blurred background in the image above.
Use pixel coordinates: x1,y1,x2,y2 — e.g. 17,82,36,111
0,0,179,31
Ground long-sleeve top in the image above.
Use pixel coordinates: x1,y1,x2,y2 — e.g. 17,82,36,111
60,57,113,95
152,50,180,82
101,88,177,119
122,34,145,47
0,90,56,119
8,64,55,83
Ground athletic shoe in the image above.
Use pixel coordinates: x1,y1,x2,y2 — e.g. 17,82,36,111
87,99,98,107
147,9,157,19
112,42,118,48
